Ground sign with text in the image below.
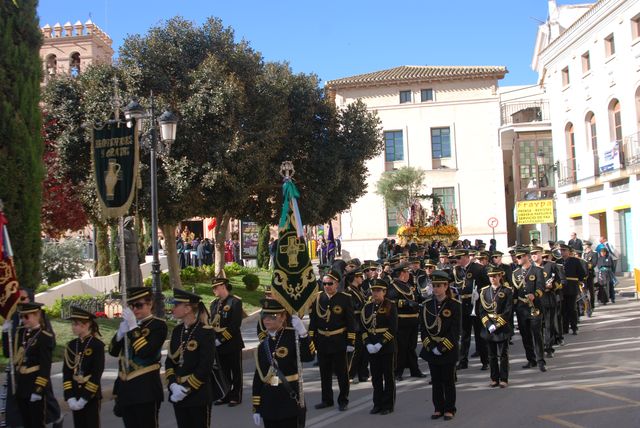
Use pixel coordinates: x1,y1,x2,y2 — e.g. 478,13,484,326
240,220,259,259
516,200,555,225
92,121,139,218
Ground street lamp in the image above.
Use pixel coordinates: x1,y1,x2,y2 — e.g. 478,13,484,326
536,148,548,191
125,93,178,318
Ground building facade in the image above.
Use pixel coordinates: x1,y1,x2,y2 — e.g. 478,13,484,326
533,0,640,273
327,66,509,260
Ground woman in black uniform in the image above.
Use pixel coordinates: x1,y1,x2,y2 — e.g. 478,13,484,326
419,270,461,421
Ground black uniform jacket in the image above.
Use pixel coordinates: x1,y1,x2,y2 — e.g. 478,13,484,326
360,298,397,355
252,328,315,420
209,295,245,354
165,321,215,407
512,265,545,315
561,257,587,296
419,297,461,365
583,250,597,280
346,285,367,333
109,315,168,405
308,291,355,353
13,327,54,399
539,261,560,307
453,262,490,314
386,279,422,323
63,335,105,401
478,285,513,342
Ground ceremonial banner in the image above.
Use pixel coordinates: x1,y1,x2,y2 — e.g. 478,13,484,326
516,199,555,225
92,121,139,218
272,162,317,316
326,222,336,261
0,209,20,320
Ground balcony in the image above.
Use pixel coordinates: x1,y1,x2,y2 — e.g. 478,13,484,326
500,101,550,126
623,132,640,169
556,158,577,187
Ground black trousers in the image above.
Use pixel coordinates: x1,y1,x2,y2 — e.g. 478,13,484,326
349,334,369,380
219,350,243,402
562,294,578,333
472,316,488,365
122,401,160,428
516,304,545,364
487,340,509,382
395,319,420,376
264,417,298,428
369,352,395,411
16,397,46,428
542,304,557,353
318,351,349,406
173,404,211,428
72,399,101,428
586,277,596,309
428,362,456,414
459,309,472,364
555,294,564,342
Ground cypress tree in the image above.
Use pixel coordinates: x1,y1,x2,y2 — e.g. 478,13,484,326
0,0,44,290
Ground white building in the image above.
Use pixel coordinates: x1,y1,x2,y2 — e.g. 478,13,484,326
326,66,510,260
533,0,640,274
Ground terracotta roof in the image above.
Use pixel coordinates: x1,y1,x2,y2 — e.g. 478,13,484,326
326,65,508,89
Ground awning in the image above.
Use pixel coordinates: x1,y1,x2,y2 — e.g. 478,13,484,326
588,209,606,215
613,205,631,211
569,213,582,219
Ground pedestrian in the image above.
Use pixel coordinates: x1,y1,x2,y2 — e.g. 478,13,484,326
362,279,397,415
166,289,215,428
419,270,460,421
251,299,314,428
109,287,168,428
568,233,582,251
596,247,615,304
63,306,105,428
308,269,355,411
598,236,619,275
479,267,513,387
210,278,245,407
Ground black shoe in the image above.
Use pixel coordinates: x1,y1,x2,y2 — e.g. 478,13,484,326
395,375,403,382
369,406,381,415
228,401,240,407
359,376,369,382
539,363,547,372
411,372,427,378
338,403,348,411
470,351,479,358
572,330,578,335
456,362,468,370
522,362,537,369
315,402,334,409
480,364,489,371
214,399,229,406
431,413,443,420
444,414,455,421
380,409,392,415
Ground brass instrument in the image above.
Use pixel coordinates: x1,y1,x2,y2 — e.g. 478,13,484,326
528,297,540,317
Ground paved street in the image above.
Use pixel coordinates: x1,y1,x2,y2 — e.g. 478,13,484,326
81,280,639,428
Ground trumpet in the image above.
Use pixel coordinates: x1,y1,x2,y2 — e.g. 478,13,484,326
545,273,556,290
528,297,541,317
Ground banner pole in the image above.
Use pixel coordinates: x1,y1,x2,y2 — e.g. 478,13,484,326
8,325,16,395
119,216,130,368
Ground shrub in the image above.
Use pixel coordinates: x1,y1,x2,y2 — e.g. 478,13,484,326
224,262,248,277
40,238,86,285
242,273,260,291
143,274,171,291
45,294,96,318
180,266,200,284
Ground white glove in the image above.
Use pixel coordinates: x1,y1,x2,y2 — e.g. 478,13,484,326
291,315,307,337
169,383,188,403
2,319,13,332
30,393,42,402
215,339,222,347
75,397,87,410
366,344,376,354
488,324,497,334
122,307,138,331
67,398,78,411
346,345,355,353
472,288,479,301
374,343,383,353
253,413,262,426
432,348,442,356
116,320,129,341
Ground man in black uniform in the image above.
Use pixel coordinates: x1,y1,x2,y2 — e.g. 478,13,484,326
309,269,355,411
512,247,546,372
362,279,398,415
582,241,597,311
437,250,453,276
209,277,244,406
109,287,168,428
346,269,369,383
361,260,379,295
452,249,490,370
386,262,425,381
531,246,559,358
558,244,587,335
167,289,216,428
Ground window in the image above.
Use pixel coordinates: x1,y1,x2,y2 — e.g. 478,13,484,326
586,112,597,151
421,88,434,102
581,52,591,73
605,33,616,57
70,52,81,77
610,100,622,142
399,90,411,104
386,206,399,235
431,127,451,159
384,130,404,162
432,187,456,215
562,67,570,86
632,13,640,39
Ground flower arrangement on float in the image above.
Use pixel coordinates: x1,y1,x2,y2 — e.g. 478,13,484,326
396,200,459,246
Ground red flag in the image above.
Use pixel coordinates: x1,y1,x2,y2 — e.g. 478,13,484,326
207,217,217,231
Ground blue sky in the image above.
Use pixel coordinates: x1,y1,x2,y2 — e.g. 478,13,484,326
38,0,594,86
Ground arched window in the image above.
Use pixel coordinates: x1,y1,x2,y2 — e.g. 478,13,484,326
585,112,599,175
565,122,576,182
45,54,57,78
609,99,622,142
69,52,81,77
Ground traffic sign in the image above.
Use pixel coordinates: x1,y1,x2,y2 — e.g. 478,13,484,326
488,217,499,228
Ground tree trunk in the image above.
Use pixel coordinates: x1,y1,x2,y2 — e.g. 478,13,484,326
109,224,120,272
95,222,111,276
214,212,230,278
136,213,147,265
161,223,182,289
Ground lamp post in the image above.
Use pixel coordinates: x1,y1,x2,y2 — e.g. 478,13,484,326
125,92,178,318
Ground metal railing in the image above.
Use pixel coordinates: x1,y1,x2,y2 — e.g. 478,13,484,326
500,101,550,126
556,158,577,186
623,132,640,168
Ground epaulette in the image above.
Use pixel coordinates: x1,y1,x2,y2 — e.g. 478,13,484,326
480,285,490,292
153,316,166,322
41,330,53,337
340,291,351,297
451,297,461,304
284,326,295,331
502,283,512,289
